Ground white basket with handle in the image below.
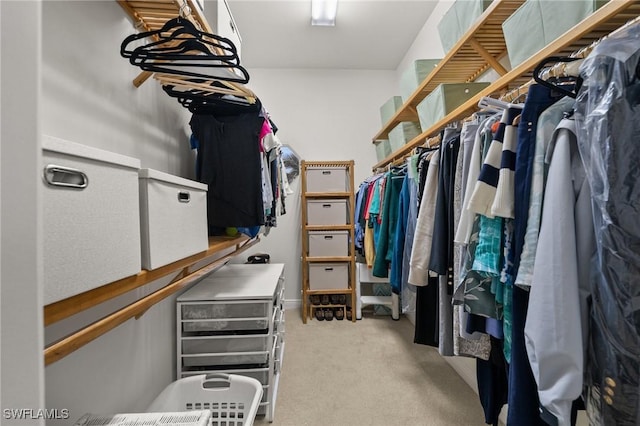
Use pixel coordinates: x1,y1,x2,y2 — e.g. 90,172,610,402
147,373,263,426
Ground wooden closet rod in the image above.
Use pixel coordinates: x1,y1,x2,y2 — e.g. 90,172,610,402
44,236,259,366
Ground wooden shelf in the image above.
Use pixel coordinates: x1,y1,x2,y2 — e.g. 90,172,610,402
373,0,525,142
44,234,259,365
372,0,640,170
304,256,353,263
304,225,353,232
303,192,352,198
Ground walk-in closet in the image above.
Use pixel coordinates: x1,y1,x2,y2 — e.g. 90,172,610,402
2,1,640,425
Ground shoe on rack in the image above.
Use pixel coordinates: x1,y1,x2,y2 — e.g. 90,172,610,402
320,295,330,305
334,308,345,321
315,309,325,321
310,295,321,305
338,295,347,305
330,295,341,305
346,307,353,321
324,308,334,321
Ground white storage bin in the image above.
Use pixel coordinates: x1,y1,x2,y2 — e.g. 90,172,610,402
308,230,349,257
182,335,271,354
306,199,348,225
41,135,141,305
139,168,208,270
306,166,348,192
309,263,349,290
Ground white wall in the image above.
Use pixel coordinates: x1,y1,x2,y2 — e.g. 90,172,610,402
1,2,46,424
41,2,196,424
230,68,397,305
395,1,453,84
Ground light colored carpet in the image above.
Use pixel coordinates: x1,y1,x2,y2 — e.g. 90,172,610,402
254,309,488,426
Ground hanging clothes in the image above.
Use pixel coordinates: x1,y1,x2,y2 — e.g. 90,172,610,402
411,149,440,347
574,22,640,425
190,105,265,233
524,118,595,426
373,167,407,278
429,127,461,356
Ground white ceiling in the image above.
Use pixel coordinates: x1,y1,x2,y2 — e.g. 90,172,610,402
209,0,439,70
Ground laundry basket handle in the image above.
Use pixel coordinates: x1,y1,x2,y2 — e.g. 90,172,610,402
202,373,232,389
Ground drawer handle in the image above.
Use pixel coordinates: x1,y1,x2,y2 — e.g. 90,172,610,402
322,170,331,175
322,204,331,208
324,267,334,271
324,236,333,240
178,191,191,203
43,165,88,189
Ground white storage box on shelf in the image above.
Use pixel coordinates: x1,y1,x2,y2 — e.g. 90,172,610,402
139,168,208,270
147,373,263,426
308,263,349,290
306,199,348,225
305,165,348,192
308,230,349,257
42,135,141,305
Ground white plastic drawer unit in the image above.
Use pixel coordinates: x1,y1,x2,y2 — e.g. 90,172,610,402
308,230,349,257
306,166,348,192
41,135,142,305
181,300,272,333
308,263,349,290
306,199,348,225
139,168,208,270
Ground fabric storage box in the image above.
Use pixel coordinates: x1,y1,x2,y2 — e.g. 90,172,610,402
502,0,607,68
379,96,403,125
309,263,349,290
308,230,349,257
389,121,422,151
400,59,441,102
139,168,208,270
438,0,493,53
375,140,392,162
416,82,490,131
306,199,348,225
41,135,141,305
306,166,348,192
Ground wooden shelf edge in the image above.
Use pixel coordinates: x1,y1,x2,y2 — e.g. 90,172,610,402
372,0,638,170
44,235,252,326
44,236,259,366
304,192,351,198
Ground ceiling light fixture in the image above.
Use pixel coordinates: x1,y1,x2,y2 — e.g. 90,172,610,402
311,0,338,26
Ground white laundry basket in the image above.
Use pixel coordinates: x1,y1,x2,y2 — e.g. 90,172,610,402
147,374,263,426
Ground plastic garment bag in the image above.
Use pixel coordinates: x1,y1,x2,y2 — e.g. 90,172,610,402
574,21,640,425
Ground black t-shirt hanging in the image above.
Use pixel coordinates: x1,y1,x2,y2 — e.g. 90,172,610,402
190,109,265,231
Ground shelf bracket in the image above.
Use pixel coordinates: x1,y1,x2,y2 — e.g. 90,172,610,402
468,37,508,76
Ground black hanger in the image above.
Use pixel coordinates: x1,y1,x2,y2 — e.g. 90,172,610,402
121,17,249,83
533,56,583,99
121,17,237,60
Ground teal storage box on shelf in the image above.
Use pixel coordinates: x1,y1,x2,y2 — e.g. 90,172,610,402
400,59,441,103
379,96,403,125
437,0,493,53
502,0,608,68
416,83,490,132
389,122,422,151
375,140,392,162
